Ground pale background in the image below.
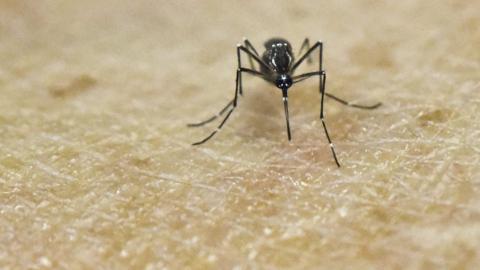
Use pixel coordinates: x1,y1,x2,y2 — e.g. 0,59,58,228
1,1,480,269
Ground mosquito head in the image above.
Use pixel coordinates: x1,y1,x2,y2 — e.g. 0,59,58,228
275,74,293,90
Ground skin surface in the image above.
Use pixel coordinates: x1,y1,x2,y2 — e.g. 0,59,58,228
1,1,480,269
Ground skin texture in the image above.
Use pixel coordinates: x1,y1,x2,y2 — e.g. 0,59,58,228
1,1,480,269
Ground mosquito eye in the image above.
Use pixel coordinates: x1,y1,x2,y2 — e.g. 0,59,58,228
275,78,285,87
285,77,292,86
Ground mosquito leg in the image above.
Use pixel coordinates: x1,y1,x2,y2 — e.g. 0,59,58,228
192,105,236,145
237,44,246,96
187,99,234,127
292,75,382,110
325,93,382,110
243,38,260,70
191,43,268,145
298,38,313,64
316,43,340,166
237,45,271,72
293,70,340,166
192,69,240,145
320,72,340,167
188,41,267,128
292,71,321,83
191,67,265,145
292,41,323,74
243,38,260,56
237,44,271,96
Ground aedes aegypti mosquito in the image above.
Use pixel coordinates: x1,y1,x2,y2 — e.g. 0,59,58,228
188,37,381,167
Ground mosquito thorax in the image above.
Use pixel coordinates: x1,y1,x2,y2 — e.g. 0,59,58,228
261,38,294,75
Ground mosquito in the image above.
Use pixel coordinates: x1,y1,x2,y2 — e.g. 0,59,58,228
188,37,381,167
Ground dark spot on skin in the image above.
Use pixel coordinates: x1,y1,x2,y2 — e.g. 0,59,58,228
0,115,8,125
49,74,97,98
417,108,455,126
1,156,24,170
290,6,310,19
130,156,151,168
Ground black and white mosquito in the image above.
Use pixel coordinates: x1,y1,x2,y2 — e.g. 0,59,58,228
188,37,381,167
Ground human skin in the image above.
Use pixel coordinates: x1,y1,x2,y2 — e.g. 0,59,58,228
1,1,479,269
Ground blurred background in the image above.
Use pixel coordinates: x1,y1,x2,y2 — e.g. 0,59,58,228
1,1,479,269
